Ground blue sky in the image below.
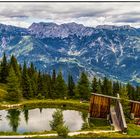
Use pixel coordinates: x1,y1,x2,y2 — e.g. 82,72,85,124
0,2,139,28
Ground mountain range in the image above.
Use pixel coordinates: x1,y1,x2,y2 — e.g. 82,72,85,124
0,22,140,85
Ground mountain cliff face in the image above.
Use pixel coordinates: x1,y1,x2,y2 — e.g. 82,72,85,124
0,22,140,85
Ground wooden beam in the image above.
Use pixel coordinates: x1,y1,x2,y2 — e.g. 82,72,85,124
91,93,120,100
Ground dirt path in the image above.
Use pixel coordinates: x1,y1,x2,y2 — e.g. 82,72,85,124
1,104,21,108
0,130,116,138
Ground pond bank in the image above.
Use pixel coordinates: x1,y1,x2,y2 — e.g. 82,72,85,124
0,99,89,111
0,130,116,138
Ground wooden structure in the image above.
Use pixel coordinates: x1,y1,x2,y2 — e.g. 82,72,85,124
114,94,127,132
130,101,140,117
89,93,111,118
89,93,127,132
90,93,140,118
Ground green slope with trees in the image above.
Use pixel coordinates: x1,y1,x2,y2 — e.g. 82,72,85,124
0,52,139,103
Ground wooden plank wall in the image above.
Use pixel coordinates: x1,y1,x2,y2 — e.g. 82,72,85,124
89,95,110,118
131,102,140,117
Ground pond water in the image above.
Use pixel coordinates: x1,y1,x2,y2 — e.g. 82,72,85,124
0,108,88,133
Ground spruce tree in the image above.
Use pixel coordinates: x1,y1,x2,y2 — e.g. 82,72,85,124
6,66,22,102
46,74,53,99
102,77,108,95
55,71,68,99
102,77,112,96
28,62,36,77
21,62,33,99
97,79,102,94
76,72,90,100
41,74,49,98
28,63,38,97
52,69,56,83
92,77,98,93
68,73,75,98
10,55,21,78
136,86,140,101
126,83,135,100
50,109,69,138
51,69,57,99
0,52,8,83
50,109,65,131
113,81,120,96
108,80,113,96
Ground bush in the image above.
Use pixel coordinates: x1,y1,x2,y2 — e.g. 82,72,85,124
81,122,89,130
56,124,69,138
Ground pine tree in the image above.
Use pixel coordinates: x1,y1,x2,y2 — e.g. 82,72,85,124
102,77,112,96
41,74,49,98
52,69,56,83
102,77,108,95
76,72,90,100
108,80,113,96
113,81,120,96
10,55,21,78
0,52,8,83
28,63,38,97
97,79,102,94
21,62,33,99
6,66,22,102
51,69,57,99
126,83,135,100
28,62,36,78
46,74,53,99
30,73,38,98
136,86,140,101
68,73,75,98
37,71,45,99
50,109,65,131
49,109,69,138
92,77,98,93
55,71,68,99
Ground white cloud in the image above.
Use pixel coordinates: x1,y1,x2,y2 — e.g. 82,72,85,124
0,2,139,28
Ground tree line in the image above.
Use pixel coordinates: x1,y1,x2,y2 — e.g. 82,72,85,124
0,53,140,102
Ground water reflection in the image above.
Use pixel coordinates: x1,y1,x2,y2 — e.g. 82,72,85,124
6,109,20,132
80,111,89,130
39,108,43,113
0,108,88,133
23,108,29,124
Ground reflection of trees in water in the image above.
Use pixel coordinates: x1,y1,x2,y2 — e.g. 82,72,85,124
23,108,29,124
39,108,43,113
80,111,89,130
6,109,20,132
